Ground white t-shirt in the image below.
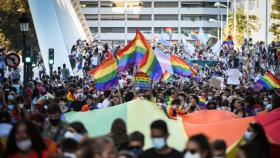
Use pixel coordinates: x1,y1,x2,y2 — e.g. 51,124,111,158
97,98,110,109
91,56,99,66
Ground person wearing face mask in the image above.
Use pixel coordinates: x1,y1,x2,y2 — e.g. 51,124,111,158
243,123,270,158
64,121,88,142
60,138,79,158
2,121,50,158
128,131,145,157
138,120,183,158
183,134,212,158
43,103,68,143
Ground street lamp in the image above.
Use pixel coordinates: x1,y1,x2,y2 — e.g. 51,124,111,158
214,1,229,40
18,13,30,84
209,18,221,44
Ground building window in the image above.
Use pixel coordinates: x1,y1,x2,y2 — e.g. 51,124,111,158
100,1,125,8
101,27,125,33
127,1,151,8
80,1,98,8
85,14,98,20
154,2,178,8
154,15,178,20
101,14,125,20
127,14,151,20
90,27,98,33
181,15,217,21
154,27,178,33
127,27,151,33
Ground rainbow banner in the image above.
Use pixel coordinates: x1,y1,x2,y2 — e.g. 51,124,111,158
254,71,280,90
170,54,198,77
66,99,280,158
190,30,199,40
89,52,119,91
134,72,151,90
163,105,177,120
117,30,147,71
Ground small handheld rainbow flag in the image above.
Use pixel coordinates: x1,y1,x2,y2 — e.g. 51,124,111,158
89,52,119,91
190,30,199,40
170,54,198,77
198,96,207,108
254,71,280,90
66,91,76,102
162,105,177,120
164,27,173,39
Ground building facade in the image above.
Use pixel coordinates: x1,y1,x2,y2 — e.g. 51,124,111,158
80,0,228,43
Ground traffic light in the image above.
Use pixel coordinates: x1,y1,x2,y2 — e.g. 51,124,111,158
31,54,37,67
25,45,31,63
48,48,54,65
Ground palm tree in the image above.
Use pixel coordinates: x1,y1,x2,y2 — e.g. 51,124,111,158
224,9,258,48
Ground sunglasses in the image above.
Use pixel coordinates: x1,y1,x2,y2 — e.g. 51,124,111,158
186,148,198,154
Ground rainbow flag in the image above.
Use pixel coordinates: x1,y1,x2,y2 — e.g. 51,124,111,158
164,27,173,39
139,32,163,80
162,70,172,81
254,71,280,90
170,54,198,77
66,91,76,102
162,105,177,120
117,30,147,72
89,52,119,91
198,96,207,108
190,30,199,40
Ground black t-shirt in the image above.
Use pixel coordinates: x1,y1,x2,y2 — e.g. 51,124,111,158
138,148,183,158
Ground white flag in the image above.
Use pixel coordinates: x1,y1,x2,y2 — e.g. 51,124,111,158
198,27,208,45
182,38,195,55
211,41,221,55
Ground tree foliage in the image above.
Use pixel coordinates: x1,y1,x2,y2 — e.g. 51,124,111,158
270,0,280,41
225,9,258,47
0,0,38,51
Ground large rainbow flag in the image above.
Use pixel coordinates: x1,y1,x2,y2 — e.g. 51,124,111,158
254,71,280,90
66,99,280,158
117,30,147,71
170,54,198,77
89,52,119,90
138,32,163,80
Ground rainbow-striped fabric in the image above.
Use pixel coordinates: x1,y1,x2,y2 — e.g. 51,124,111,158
162,71,172,81
198,96,207,108
89,52,119,90
66,91,76,102
170,54,198,77
254,71,280,90
117,30,147,71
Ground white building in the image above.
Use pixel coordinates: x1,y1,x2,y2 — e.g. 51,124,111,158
80,0,228,44
231,0,274,43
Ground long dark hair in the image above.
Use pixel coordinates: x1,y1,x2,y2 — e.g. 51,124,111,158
3,120,47,158
250,123,270,158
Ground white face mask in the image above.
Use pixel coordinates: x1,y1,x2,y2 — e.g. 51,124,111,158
19,104,24,109
16,139,32,151
266,104,272,110
244,131,253,141
64,131,83,142
184,151,201,158
263,101,268,105
152,137,166,150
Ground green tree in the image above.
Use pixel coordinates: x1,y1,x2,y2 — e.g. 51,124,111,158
270,0,280,41
0,0,38,51
225,9,258,47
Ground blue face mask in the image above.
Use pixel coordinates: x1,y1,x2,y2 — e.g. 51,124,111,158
130,147,142,156
152,137,166,150
8,95,14,100
8,104,14,110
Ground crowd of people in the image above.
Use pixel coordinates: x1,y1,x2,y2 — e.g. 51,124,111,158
0,38,279,158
